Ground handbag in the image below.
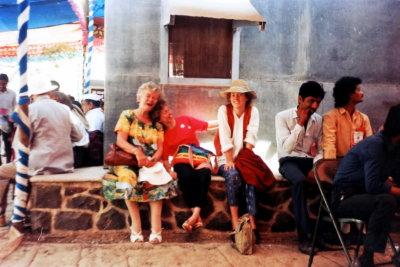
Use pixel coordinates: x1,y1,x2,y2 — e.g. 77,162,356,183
104,144,138,166
171,143,217,172
230,214,255,255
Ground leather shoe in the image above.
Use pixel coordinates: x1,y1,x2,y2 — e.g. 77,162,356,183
298,240,317,255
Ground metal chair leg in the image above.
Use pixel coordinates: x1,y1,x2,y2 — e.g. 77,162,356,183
308,201,323,267
325,204,354,266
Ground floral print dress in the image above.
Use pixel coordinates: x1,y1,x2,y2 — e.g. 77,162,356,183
103,109,178,202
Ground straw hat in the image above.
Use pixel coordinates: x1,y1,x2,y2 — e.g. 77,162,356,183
220,79,257,99
28,76,53,96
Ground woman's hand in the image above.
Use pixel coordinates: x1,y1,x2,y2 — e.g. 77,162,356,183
169,170,178,180
133,149,150,167
223,149,235,170
244,142,254,150
116,131,150,166
144,149,162,167
224,160,235,170
149,149,162,164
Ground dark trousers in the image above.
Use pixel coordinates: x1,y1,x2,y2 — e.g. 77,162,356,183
174,163,211,208
73,146,87,168
1,130,12,163
332,192,397,253
279,156,314,241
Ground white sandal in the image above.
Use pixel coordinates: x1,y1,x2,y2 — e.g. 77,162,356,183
149,231,162,244
130,230,144,243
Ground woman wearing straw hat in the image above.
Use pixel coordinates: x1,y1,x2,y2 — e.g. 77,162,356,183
214,79,260,242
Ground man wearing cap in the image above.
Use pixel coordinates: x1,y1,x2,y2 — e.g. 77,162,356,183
275,81,325,254
81,93,104,132
81,93,104,166
0,77,82,228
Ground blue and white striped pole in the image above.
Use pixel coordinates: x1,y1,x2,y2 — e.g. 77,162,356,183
83,0,95,94
11,0,31,224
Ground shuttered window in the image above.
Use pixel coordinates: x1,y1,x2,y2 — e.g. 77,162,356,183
168,16,233,79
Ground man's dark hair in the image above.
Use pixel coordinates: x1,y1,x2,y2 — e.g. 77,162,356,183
298,81,325,100
383,104,400,138
332,76,362,108
83,99,101,108
0,73,9,82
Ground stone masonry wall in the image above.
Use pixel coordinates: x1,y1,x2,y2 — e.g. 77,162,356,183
30,178,318,234
30,177,400,235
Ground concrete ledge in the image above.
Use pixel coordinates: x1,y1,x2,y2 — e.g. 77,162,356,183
30,167,107,183
30,166,226,183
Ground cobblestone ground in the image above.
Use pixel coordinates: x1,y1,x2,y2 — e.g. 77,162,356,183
0,228,397,267
0,177,398,266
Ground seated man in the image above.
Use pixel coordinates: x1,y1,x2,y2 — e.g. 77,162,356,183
81,93,104,166
323,76,372,159
332,104,400,267
0,77,82,229
51,91,90,168
275,81,325,254
81,93,104,132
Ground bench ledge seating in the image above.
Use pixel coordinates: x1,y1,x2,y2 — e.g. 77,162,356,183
29,166,228,183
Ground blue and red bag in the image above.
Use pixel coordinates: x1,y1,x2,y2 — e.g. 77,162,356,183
171,143,218,173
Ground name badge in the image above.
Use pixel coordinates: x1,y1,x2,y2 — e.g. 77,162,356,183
353,131,364,144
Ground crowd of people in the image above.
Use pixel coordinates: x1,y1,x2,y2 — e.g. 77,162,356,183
0,74,399,266
0,74,105,232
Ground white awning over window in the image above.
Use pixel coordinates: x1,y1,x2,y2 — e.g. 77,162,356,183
163,0,266,31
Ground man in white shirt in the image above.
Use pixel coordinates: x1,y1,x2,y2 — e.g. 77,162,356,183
275,81,325,255
0,76,82,230
81,93,104,132
0,74,16,164
81,93,104,166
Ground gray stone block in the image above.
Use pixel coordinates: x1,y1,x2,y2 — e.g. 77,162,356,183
31,211,52,233
32,185,62,209
97,209,126,230
67,196,101,212
271,212,296,232
64,187,87,196
55,212,92,230
205,212,231,231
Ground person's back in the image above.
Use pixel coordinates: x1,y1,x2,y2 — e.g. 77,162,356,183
331,104,400,266
29,95,78,175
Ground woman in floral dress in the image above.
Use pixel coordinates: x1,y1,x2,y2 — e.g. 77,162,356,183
103,82,178,243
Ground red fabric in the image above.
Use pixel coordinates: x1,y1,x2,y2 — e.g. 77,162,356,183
163,116,208,160
214,104,252,156
235,148,275,191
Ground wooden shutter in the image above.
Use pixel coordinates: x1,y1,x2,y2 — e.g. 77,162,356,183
169,16,233,78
